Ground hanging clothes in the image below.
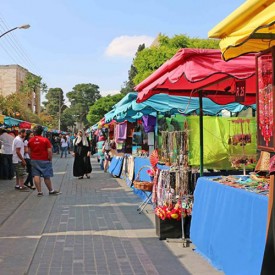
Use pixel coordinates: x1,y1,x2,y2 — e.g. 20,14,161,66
115,121,127,141
142,115,156,133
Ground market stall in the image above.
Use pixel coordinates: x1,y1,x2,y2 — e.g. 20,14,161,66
135,48,257,175
133,47,269,271
209,1,275,273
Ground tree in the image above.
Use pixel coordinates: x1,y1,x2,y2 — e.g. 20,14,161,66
87,93,124,126
42,88,65,128
38,111,55,129
0,95,5,114
120,44,145,95
132,34,220,85
0,92,42,123
67,83,101,127
21,73,47,95
20,73,47,114
60,108,76,131
44,88,65,115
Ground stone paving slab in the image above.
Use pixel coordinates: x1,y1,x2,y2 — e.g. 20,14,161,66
0,155,223,275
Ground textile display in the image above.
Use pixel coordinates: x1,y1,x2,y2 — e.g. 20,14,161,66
115,122,127,141
187,116,257,169
127,155,134,181
191,177,267,275
108,156,124,177
142,115,156,133
121,154,134,183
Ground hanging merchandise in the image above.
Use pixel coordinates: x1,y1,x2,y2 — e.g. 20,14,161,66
142,115,156,133
228,118,256,175
160,121,189,167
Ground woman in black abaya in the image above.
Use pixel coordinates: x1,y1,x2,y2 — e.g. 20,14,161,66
72,130,92,179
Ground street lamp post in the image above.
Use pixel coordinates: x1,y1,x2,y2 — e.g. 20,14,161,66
0,24,30,39
0,24,30,116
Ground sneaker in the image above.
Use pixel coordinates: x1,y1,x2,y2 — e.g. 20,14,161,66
15,186,20,190
37,192,43,197
49,190,62,195
24,183,35,190
19,186,29,192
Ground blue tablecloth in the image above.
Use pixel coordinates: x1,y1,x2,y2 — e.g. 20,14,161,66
108,156,124,177
190,177,268,275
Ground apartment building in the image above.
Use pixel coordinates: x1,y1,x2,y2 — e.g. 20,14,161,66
0,64,40,114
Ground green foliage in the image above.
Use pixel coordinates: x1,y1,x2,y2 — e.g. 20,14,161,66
67,83,101,127
87,93,124,126
133,34,220,85
120,44,145,95
60,108,76,131
20,73,47,111
44,88,65,116
0,95,5,113
0,92,42,123
38,111,55,129
20,73,44,93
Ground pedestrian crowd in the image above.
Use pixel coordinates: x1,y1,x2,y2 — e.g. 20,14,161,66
0,126,97,195
0,126,65,195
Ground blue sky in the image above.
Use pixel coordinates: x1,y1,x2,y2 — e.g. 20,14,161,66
1,0,245,101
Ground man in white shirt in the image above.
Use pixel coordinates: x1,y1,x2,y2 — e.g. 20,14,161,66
0,129,15,179
12,129,28,191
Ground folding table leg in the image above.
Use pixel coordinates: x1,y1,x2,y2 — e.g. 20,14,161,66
137,191,152,214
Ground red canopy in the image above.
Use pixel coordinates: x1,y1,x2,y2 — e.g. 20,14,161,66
135,48,257,105
19,121,31,129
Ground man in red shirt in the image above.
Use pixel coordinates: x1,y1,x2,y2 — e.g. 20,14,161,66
28,125,61,196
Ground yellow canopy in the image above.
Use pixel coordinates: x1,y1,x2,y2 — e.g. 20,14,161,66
0,114,4,124
209,0,275,61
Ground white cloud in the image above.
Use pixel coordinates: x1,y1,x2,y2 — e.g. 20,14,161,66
105,35,155,58
100,90,120,96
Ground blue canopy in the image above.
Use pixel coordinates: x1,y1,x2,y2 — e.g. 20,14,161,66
4,116,24,127
105,92,256,123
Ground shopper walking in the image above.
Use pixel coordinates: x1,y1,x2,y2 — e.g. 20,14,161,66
28,125,61,196
0,129,14,180
60,135,68,158
72,130,92,179
23,130,35,190
12,129,28,191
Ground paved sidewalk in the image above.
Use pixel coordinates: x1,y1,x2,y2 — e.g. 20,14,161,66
0,155,223,275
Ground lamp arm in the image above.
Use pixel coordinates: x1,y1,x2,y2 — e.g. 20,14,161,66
0,27,18,38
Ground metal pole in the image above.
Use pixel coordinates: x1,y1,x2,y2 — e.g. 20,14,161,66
199,90,204,177
58,91,61,131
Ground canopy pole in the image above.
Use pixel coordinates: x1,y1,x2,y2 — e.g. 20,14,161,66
154,111,158,149
199,90,204,177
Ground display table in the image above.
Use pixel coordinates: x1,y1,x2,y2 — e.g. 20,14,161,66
190,177,267,275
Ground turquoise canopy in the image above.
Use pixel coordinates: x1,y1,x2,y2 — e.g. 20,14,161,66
105,92,256,123
4,116,24,127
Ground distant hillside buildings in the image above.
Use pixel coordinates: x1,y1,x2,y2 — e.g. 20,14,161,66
0,64,40,114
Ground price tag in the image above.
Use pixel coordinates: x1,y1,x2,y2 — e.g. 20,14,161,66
235,80,246,103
